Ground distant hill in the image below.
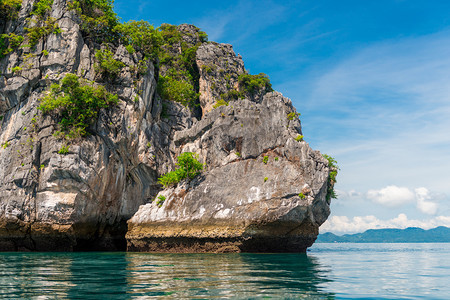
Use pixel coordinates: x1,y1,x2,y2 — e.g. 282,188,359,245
316,226,450,243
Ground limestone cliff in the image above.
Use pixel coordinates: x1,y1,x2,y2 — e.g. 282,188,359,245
0,0,336,252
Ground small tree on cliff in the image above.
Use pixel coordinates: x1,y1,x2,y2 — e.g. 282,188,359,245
158,152,204,187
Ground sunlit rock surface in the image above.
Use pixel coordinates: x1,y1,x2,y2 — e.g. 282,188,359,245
0,0,334,252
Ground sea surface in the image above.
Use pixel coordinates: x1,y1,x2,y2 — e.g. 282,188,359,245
0,243,449,299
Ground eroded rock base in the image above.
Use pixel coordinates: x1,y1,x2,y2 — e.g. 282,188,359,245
0,221,127,251
127,236,315,253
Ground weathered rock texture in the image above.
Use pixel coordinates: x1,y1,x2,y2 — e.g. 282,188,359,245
0,0,334,252
126,93,332,253
196,42,245,113
0,0,191,250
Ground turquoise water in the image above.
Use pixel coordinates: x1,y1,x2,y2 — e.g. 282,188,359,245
0,243,449,299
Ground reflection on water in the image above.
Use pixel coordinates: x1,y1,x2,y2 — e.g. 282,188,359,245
0,252,334,299
2,244,448,299
125,253,334,298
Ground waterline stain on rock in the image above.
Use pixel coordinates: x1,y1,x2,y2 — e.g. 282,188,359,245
0,0,336,252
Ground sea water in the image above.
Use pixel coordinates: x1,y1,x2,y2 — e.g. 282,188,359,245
0,243,449,299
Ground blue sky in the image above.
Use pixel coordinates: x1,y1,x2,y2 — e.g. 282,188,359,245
115,0,450,233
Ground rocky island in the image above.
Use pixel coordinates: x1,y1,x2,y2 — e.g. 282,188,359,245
0,0,337,252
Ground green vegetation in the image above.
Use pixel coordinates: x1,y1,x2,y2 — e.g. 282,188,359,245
263,156,269,164
287,112,300,121
147,142,151,148
201,65,213,74
298,193,305,199
209,72,273,102
11,66,22,73
31,0,53,20
24,0,61,48
58,144,69,155
323,154,339,201
156,24,209,108
25,17,61,47
235,152,241,157
157,75,199,107
198,30,208,42
115,20,162,60
1,141,10,149
94,48,124,79
156,195,166,207
295,135,304,142
264,177,268,183
38,73,118,139
158,23,181,44
220,89,242,101
125,44,135,54
274,157,279,161
0,0,22,20
40,164,45,170
238,73,273,97
68,0,119,42
42,49,49,56
213,99,228,109
0,33,24,58
158,152,204,187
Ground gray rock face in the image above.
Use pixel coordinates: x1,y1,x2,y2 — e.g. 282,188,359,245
0,0,334,252
196,42,245,114
126,93,332,253
0,0,190,250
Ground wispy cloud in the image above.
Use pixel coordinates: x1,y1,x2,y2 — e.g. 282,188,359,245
320,213,450,234
367,186,415,207
415,187,439,215
297,31,450,196
365,185,441,215
195,0,287,43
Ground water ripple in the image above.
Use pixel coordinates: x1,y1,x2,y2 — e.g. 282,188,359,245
0,244,448,299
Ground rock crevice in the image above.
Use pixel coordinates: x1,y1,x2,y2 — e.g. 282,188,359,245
0,0,335,252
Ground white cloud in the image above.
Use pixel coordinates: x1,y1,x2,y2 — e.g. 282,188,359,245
337,189,362,199
363,185,440,215
415,187,438,215
301,31,450,196
320,213,450,233
367,185,415,207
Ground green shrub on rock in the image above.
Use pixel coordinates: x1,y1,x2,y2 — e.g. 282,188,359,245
287,112,300,120
68,0,119,42
198,30,208,42
25,17,61,47
238,73,273,97
212,99,228,109
31,0,53,20
0,0,22,20
156,195,166,207
220,89,242,101
58,144,69,155
157,75,199,107
0,33,23,58
114,20,163,60
94,48,124,79
158,152,204,187
295,135,304,142
38,73,118,139
323,154,339,201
